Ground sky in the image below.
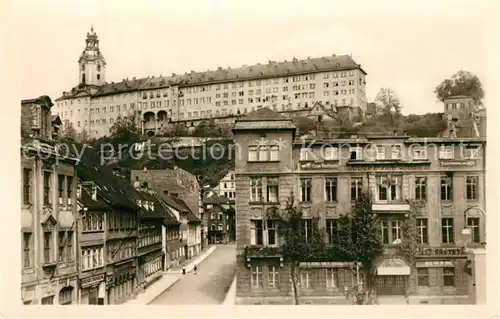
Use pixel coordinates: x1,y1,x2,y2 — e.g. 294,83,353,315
3,0,497,115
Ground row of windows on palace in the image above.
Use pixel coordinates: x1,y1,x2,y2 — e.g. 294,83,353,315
248,265,459,290
247,143,481,163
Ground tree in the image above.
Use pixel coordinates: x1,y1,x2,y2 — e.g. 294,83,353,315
434,70,485,106
346,190,384,305
276,198,326,305
294,117,316,136
374,88,402,127
76,129,91,144
61,120,77,140
108,114,141,149
399,199,420,304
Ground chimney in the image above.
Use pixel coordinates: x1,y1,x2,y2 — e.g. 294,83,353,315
91,185,97,201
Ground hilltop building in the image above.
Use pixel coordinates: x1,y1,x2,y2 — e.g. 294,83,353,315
55,27,368,139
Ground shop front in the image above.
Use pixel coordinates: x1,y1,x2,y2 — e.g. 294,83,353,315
106,261,137,305
375,257,411,296
80,273,105,305
137,251,164,291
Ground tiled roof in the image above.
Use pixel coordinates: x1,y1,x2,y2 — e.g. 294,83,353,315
233,108,296,131
74,144,141,212
79,187,110,211
57,54,364,100
136,190,167,219
154,189,200,223
22,95,53,107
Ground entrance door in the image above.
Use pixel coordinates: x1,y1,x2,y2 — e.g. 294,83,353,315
375,276,405,295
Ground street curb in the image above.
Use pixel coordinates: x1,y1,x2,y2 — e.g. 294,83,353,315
223,275,237,305
146,277,182,305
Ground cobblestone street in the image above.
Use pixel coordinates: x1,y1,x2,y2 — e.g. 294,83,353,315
150,244,236,305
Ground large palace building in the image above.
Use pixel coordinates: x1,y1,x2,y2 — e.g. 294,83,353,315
232,104,486,305
55,27,368,139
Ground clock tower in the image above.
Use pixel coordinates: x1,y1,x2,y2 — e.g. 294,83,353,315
78,26,106,86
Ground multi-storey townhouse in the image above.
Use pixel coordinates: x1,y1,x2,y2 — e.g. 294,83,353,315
21,96,79,305
134,189,167,291
215,171,236,200
76,148,141,305
55,27,368,139
232,107,486,305
162,206,182,270
203,193,236,244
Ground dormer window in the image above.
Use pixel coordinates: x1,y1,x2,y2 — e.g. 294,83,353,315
137,199,142,206
323,146,338,161
413,146,427,160
91,185,97,201
391,145,402,160
375,145,385,160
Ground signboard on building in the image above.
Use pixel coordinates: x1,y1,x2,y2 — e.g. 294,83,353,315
440,160,476,167
415,261,454,268
347,163,430,171
415,247,466,257
300,162,339,170
377,257,411,275
80,274,105,288
299,261,354,268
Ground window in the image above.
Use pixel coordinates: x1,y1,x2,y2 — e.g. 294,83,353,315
413,146,427,160
251,265,263,288
41,296,54,305
465,146,480,159
323,147,338,161
59,231,66,261
350,177,363,200
299,147,314,161
467,217,480,243
415,177,427,200
326,219,338,244
44,232,52,263
417,268,429,286
375,145,385,160
391,145,402,159
302,219,313,242
441,218,454,244
268,265,279,288
250,178,263,202
43,171,51,205
350,146,362,160
266,177,279,202
440,176,453,201
23,168,31,204
380,219,403,244
66,231,73,261
416,218,428,244
23,233,32,268
377,175,401,201
300,179,311,202
81,246,104,270
326,268,338,288
439,145,454,159
248,145,279,161
59,287,73,305
466,176,478,200
443,267,455,286
58,175,65,204
250,220,263,245
325,178,337,202
300,271,310,289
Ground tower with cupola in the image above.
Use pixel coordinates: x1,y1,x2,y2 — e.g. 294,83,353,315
78,26,106,86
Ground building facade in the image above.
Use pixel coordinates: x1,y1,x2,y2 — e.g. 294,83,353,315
215,171,236,199
233,108,486,305
21,96,79,305
134,190,165,292
55,28,368,139
203,193,236,244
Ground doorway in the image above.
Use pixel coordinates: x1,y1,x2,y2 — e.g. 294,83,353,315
375,275,406,295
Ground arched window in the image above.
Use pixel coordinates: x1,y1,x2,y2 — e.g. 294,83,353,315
59,286,74,305
97,74,101,80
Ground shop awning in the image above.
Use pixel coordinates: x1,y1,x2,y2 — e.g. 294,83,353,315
377,257,411,276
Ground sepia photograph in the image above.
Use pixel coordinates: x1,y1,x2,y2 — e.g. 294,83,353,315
2,0,499,317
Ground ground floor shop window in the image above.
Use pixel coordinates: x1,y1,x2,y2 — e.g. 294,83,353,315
417,268,429,287
443,267,455,287
41,295,54,305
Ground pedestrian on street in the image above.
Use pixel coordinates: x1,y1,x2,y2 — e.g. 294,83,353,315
194,264,198,275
